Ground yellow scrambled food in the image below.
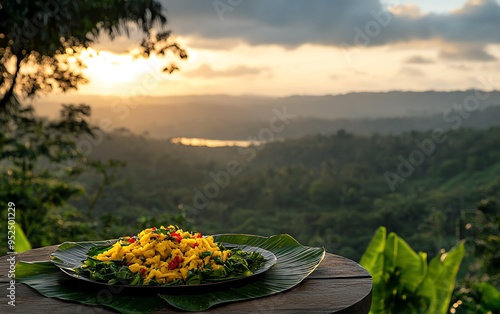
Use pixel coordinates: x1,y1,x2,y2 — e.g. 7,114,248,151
93,225,230,284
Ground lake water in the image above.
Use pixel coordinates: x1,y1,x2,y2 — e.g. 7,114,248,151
170,137,263,147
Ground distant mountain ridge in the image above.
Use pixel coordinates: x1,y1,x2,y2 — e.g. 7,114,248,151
32,90,500,139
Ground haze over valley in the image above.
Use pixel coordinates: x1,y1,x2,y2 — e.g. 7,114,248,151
34,90,500,141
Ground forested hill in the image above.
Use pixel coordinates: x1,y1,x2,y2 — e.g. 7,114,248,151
72,126,500,261
33,91,500,139
279,104,500,137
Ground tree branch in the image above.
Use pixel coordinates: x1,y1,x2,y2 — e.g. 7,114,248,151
0,55,22,112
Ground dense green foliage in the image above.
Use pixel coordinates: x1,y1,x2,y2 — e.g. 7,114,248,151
451,199,500,313
0,104,95,246
56,126,500,260
2,118,499,259
5,124,500,260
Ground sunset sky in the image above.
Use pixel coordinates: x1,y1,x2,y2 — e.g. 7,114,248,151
72,0,500,97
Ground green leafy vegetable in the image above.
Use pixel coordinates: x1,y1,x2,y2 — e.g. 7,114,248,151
74,244,268,286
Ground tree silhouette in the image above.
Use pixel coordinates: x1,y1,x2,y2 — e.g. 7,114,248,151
0,0,187,250
0,0,187,111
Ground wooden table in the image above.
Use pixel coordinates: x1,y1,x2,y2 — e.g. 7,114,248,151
0,246,372,313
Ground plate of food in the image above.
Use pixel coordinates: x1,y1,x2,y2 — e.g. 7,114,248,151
50,225,277,291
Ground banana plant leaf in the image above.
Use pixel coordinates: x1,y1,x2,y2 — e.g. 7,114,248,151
14,222,32,253
359,226,386,313
16,233,325,313
15,261,168,314
360,226,464,314
419,242,464,314
160,233,326,311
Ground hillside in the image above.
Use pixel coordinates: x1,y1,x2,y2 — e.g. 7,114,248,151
32,90,500,139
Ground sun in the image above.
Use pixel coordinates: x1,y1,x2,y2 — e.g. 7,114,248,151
81,48,140,83
77,48,177,95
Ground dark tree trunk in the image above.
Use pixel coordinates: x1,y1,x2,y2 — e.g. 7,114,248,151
0,56,22,112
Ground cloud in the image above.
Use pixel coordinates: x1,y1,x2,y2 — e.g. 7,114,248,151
162,0,500,59
405,55,434,64
450,64,473,71
439,43,497,61
163,0,385,47
398,67,425,77
388,4,422,19
184,63,269,78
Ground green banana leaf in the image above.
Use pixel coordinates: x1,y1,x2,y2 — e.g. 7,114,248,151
360,226,386,313
393,234,427,293
16,233,325,313
15,261,168,314
419,242,464,314
384,232,397,275
50,239,115,268
15,222,32,253
160,233,326,311
360,226,465,314
359,226,386,275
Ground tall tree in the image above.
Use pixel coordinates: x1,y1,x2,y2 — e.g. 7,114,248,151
0,0,187,110
0,0,187,250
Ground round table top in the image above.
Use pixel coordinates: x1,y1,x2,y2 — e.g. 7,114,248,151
0,245,372,313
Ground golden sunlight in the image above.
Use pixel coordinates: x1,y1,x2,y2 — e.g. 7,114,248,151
78,48,183,95
81,49,140,83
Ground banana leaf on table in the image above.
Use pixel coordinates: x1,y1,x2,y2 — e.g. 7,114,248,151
16,233,325,313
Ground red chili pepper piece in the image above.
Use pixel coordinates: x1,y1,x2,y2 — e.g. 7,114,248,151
171,231,183,242
151,227,157,231
128,237,135,243
168,256,184,270
192,243,199,248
